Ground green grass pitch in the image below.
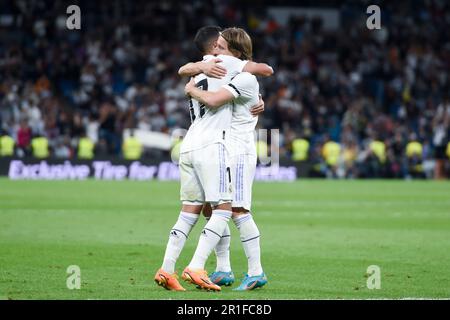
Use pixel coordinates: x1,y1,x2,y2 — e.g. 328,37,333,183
1,178,449,299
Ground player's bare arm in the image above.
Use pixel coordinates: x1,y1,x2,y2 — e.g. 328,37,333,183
250,95,265,116
243,61,274,77
184,78,234,109
179,60,274,79
185,78,265,114
178,59,227,79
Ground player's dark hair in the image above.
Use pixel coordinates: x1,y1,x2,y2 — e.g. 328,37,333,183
194,26,222,55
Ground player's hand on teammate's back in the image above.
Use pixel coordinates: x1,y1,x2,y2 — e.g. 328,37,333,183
184,78,196,96
250,94,265,116
202,58,227,79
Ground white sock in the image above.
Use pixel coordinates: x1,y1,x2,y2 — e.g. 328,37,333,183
188,209,232,270
161,211,199,273
215,223,232,272
205,217,232,272
233,213,263,276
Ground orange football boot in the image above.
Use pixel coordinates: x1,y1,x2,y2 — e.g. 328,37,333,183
182,267,221,291
154,268,186,291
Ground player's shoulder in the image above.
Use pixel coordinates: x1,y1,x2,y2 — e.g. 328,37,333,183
238,71,256,79
217,54,242,62
217,54,246,68
233,71,257,83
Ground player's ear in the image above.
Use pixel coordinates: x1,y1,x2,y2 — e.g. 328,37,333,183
211,42,219,55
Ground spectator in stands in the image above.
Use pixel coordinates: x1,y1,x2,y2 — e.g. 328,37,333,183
17,119,32,157
54,135,72,159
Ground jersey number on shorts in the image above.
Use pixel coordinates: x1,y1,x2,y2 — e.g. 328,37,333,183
189,79,208,123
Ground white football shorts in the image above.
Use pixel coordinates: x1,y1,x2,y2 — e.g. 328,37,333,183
230,153,256,211
179,142,232,206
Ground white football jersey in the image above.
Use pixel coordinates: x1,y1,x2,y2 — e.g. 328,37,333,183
180,54,247,153
223,72,260,156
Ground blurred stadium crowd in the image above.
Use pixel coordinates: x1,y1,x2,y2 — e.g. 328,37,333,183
0,0,449,179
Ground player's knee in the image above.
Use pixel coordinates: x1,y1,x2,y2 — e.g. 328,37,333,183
202,203,212,217
213,202,232,211
232,207,249,216
181,204,203,214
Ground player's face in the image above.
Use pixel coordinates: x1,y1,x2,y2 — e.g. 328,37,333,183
216,36,233,57
211,40,220,56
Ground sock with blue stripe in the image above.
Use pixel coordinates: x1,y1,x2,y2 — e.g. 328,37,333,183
161,211,199,273
188,209,232,270
205,216,232,272
233,213,263,276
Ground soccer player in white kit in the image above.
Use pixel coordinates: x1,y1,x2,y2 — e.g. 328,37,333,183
154,26,272,291
184,27,269,291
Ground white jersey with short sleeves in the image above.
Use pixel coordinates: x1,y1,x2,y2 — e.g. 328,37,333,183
223,72,260,156
180,54,247,154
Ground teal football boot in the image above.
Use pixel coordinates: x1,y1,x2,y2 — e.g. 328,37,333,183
209,271,235,286
233,273,267,291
